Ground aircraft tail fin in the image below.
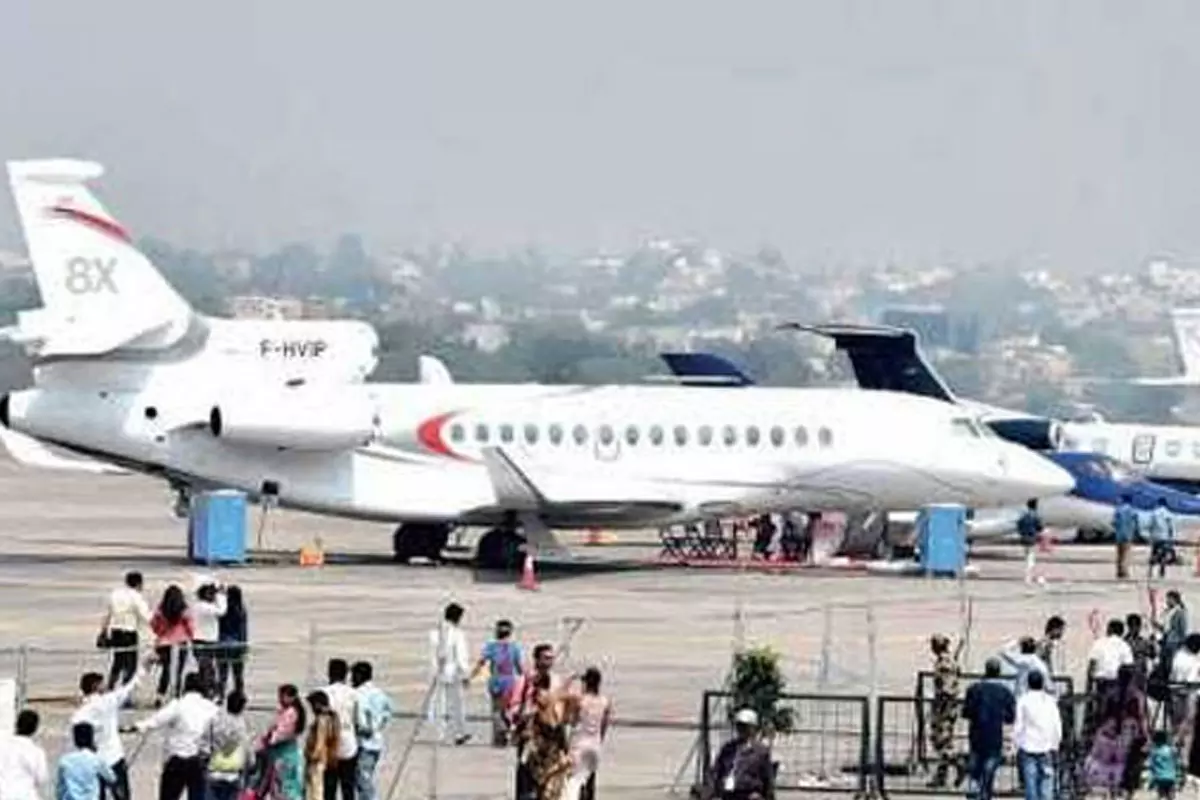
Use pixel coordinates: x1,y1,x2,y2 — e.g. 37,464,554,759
6,159,192,357
418,355,454,385
1171,308,1200,379
779,322,958,403
658,352,755,387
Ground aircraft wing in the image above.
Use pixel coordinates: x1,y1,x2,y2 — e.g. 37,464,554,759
475,446,683,554
0,427,131,475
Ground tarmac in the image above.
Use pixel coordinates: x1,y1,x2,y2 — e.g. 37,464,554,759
0,456,1190,798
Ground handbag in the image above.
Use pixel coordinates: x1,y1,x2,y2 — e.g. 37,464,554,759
96,631,114,650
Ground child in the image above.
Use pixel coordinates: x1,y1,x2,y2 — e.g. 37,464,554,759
1149,730,1178,799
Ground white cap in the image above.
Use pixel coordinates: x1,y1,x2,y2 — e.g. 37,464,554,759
734,708,759,727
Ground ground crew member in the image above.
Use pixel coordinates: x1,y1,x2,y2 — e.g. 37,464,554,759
429,602,471,746
1112,494,1139,580
1146,498,1177,580
1016,500,1043,585
928,633,964,788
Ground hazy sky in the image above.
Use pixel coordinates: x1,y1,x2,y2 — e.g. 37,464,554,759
3,1,1200,271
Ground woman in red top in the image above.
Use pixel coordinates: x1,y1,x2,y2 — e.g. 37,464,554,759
149,583,194,704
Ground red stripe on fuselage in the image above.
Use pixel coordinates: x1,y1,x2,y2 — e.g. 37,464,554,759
48,205,132,244
416,411,466,460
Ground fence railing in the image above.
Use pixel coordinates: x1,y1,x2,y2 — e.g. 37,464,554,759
697,690,871,795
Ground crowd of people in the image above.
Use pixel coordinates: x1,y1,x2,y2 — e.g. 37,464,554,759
924,589,1200,800
0,586,617,800
97,571,249,707
427,603,613,800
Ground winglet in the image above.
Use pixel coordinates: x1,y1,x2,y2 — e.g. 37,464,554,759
479,446,546,511
418,355,454,385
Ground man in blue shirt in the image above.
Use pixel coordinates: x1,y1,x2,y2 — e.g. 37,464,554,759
962,659,1016,800
470,619,525,747
1146,498,1177,580
351,661,395,800
1112,494,1139,580
57,723,115,800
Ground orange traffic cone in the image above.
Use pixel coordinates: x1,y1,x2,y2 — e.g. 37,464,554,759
299,537,325,567
518,553,539,591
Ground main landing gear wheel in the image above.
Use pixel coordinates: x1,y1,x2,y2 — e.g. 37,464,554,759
392,523,451,564
475,527,525,571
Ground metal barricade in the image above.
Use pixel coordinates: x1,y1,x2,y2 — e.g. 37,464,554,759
876,692,1083,800
698,690,871,795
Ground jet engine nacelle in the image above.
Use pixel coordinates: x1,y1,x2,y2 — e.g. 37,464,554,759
984,417,1063,451
208,389,377,451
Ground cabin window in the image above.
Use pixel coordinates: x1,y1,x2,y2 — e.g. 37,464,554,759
1167,440,1182,458
548,424,564,445
674,425,689,446
722,425,738,447
698,425,714,446
449,424,466,443
625,425,640,446
745,426,761,447
818,427,833,448
1192,441,1200,460
795,426,809,448
523,424,539,446
499,424,515,444
598,424,615,446
474,424,490,444
769,426,785,447
649,425,665,446
572,424,589,445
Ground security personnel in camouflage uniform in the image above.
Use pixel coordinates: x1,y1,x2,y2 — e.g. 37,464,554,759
929,633,964,787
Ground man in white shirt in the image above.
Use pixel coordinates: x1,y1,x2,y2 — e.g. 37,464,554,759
99,571,151,691
1014,671,1061,800
323,659,360,800
1170,634,1200,731
1087,618,1134,686
0,710,48,800
134,673,217,800
72,660,147,800
428,602,471,746
190,582,227,694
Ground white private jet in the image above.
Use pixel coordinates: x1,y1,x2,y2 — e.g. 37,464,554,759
0,159,1074,567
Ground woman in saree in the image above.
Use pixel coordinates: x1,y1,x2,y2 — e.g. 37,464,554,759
520,673,573,800
255,683,307,800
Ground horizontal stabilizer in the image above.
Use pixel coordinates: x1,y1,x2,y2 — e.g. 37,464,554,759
658,352,755,387
0,427,130,474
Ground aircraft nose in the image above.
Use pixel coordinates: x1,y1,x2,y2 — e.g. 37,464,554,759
1019,452,1076,499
